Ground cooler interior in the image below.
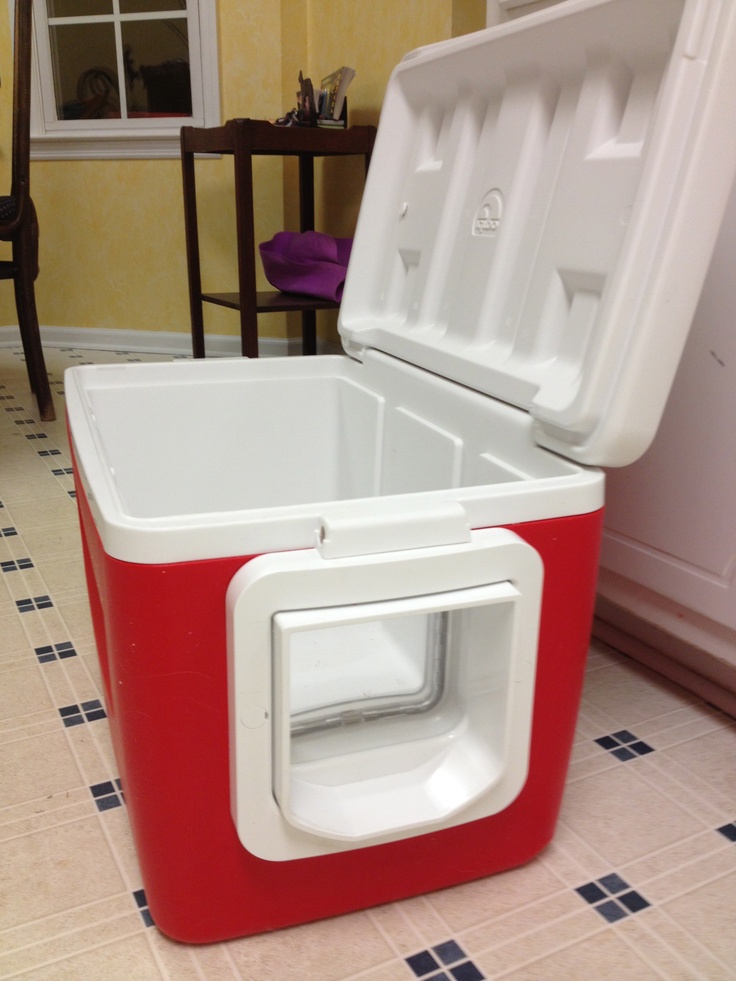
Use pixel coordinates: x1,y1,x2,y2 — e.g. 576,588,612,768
69,351,580,524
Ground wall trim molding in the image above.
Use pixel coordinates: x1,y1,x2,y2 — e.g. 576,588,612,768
595,568,736,716
0,325,304,358
593,607,736,720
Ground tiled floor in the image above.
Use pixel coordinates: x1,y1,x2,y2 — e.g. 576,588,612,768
1,343,735,980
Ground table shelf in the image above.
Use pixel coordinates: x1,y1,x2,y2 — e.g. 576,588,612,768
180,118,376,357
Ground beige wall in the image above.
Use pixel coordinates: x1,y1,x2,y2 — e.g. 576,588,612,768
0,1,484,342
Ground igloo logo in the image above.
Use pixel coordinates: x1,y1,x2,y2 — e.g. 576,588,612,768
473,189,504,237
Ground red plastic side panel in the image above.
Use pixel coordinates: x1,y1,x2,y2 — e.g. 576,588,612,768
75,477,603,943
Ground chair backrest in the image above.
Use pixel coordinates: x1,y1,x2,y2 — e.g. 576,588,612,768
9,0,33,224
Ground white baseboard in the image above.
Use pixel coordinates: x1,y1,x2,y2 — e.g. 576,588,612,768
593,607,736,719
0,325,307,357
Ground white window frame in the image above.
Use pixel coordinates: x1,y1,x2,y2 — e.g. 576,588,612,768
20,0,219,160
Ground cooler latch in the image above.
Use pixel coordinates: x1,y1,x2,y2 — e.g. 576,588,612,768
316,500,471,559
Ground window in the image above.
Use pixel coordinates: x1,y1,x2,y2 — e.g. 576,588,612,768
26,0,219,159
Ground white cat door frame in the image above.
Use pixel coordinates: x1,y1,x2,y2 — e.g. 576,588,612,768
227,527,543,861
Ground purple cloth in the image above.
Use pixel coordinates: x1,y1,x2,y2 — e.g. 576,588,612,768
259,231,352,302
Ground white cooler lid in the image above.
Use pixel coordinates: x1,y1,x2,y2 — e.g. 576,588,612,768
339,0,736,466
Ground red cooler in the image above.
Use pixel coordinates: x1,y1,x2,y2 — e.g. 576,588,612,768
67,0,736,943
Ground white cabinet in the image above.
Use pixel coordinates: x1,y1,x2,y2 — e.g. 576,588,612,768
484,0,736,715
596,175,736,717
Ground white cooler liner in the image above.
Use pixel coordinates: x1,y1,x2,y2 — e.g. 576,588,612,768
67,350,601,565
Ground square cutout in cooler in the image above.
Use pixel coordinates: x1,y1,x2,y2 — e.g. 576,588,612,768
272,582,530,843
228,527,543,860
281,607,447,736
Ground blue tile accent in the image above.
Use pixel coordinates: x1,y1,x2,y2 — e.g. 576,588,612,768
451,963,484,981
612,731,636,743
598,873,628,895
90,780,124,812
17,595,53,612
133,888,155,927
96,794,121,812
407,951,440,976
36,642,78,662
619,890,651,914
59,705,85,727
595,735,619,751
631,741,655,756
35,641,78,663
16,595,53,613
82,699,107,722
407,941,484,980
576,874,650,923
612,746,637,761
595,731,654,760
434,941,466,965
597,899,629,923
0,527,18,537
37,449,61,457
59,700,106,727
1,558,34,572
576,882,607,904
717,822,736,843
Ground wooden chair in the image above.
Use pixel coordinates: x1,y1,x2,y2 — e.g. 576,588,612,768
0,1,54,421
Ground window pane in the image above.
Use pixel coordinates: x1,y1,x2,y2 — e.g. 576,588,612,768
47,1,112,16
123,19,191,115
32,0,217,154
120,0,186,11
50,23,121,119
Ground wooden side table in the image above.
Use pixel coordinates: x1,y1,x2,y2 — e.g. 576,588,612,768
180,118,376,357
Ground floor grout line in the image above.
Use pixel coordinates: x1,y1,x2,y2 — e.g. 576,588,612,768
0,923,150,981
647,903,736,980
0,902,142,955
488,923,610,980
613,918,694,981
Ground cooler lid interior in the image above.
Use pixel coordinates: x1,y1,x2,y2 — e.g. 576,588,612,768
339,0,736,466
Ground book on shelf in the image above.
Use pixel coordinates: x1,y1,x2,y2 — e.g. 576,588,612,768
319,66,356,121
275,65,355,128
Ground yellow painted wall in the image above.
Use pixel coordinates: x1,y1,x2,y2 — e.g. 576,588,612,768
306,1,455,231
293,0,484,345
0,1,484,342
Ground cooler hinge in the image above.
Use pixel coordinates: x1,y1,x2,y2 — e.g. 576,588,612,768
316,500,471,560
